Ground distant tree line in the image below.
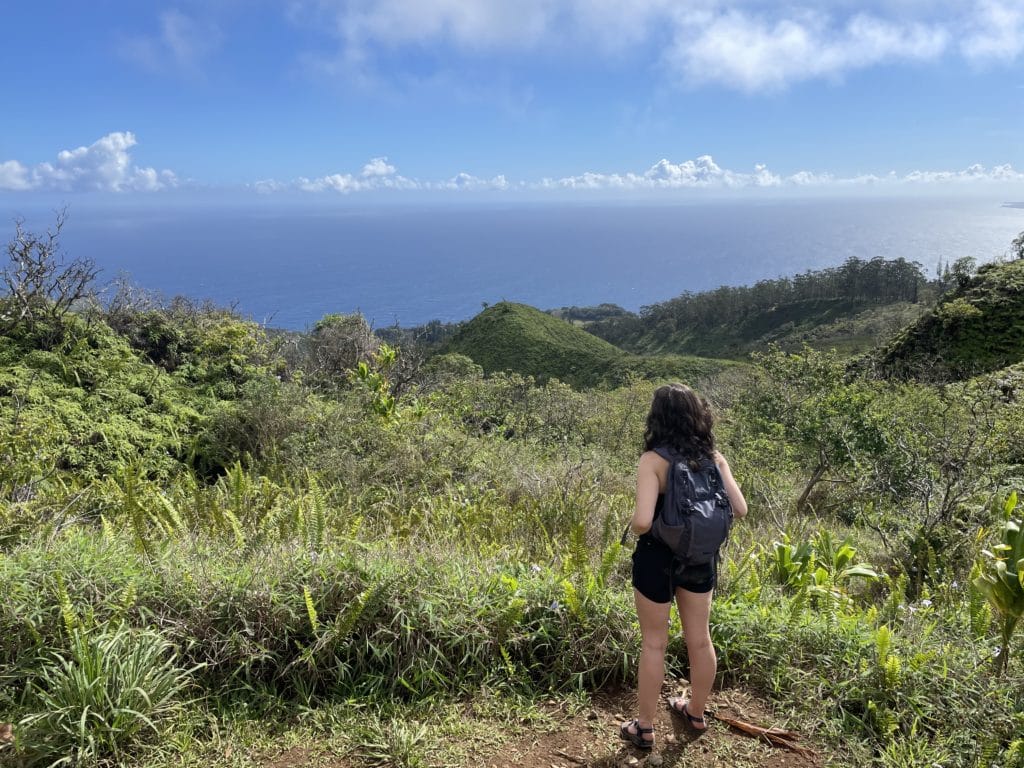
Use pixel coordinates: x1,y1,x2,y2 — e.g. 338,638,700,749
587,256,929,346
547,303,632,323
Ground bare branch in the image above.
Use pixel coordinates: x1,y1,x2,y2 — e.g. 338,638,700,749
1,208,99,340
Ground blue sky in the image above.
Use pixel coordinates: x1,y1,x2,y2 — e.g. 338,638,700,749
2,0,1023,199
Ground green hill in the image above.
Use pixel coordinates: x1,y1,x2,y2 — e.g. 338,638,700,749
442,302,737,388
873,259,1024,380
600,298,928,359
585,257,932,359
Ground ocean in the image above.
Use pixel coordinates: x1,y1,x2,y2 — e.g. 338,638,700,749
6,197,1023,330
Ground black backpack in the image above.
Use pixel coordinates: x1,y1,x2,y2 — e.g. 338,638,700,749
649,446,733,566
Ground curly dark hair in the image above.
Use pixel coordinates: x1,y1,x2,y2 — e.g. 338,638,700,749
642,383,716,467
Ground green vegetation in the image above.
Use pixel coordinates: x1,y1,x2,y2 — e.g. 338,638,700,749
973,493,1024,676
548,302,634,323
874,259,1024,381
16,626,192,767
586,257,932,358
2,221,1024,767
443,301,738,388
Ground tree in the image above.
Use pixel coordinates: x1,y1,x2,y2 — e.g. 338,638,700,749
1012,230,1024,261
735,346,886,514
948,256,977,290
302,312,379,391
1,209,98,340
860,379,1005,592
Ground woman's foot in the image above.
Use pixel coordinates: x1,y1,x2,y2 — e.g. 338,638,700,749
668,697,707,730
619,719,655,749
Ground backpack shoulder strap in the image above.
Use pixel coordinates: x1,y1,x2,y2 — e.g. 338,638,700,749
652,445,677,463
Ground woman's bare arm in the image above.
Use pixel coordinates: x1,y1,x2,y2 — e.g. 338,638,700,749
630,451,663,535
714,451,748,519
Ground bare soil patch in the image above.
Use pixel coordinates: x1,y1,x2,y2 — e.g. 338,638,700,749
245,681,826,768
472,682,825,768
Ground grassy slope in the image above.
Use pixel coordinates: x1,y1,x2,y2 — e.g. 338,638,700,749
874,260,1024,379
600,298,929,359
443,302,738,388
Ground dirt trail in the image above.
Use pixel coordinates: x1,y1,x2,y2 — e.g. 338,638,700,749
472,684,824,768
259,681,826,768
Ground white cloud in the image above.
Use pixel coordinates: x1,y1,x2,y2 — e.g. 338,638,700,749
961,0,1024,61
538,156,1023,191
0,161,32,191
260,157,512,193
546,156,782,189
903,163,1024,183
361,157,397,177
249,153,1024,195
0,132,178,192
667,9,948,91
8,139,1019,197
291,1,1024,91
252,179,289,194
431,172,511,190
290,155,418,193
296,0,558,51
120,10,222,76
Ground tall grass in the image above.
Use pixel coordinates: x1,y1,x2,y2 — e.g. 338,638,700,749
3,505,1022,767
16,625,192,767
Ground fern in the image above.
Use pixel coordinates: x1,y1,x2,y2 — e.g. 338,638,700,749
222,508,246,548
596,540,622,589
973,738,1000,768
100,515,114,542
111,465,154,557
563,519,589,582
305,478,327,556
498,644,517,680
303,585,319,633
561,579,581,618
345,512,364,542
154,492,186,538
967,562,993,640
111,583,137,626
866,699,898,739
882,653,903,689
334,587,371,641
875,624,892,662
1005,739,1024,768
226,461,249,524
54,572,78,636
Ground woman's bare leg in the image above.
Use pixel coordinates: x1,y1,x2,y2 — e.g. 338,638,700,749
675,586,715,720
630,588,671,739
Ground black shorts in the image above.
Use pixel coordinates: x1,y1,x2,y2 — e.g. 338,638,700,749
631,535,715,603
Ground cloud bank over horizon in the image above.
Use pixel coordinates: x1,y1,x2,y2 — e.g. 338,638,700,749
3,133,1022,198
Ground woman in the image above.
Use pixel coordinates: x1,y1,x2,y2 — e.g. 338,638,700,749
620,383,748,749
